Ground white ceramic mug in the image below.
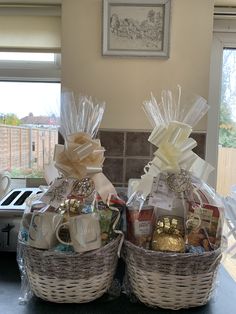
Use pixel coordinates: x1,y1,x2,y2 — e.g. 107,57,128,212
28,212,63,249
0,171,11,199
56,213,101,253
19,212,33,242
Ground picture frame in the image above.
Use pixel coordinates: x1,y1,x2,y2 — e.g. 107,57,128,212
102,0,171,58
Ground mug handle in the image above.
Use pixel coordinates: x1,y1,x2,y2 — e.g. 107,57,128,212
56,222,73,245
29,213,42,242
52,214,63,231
1,174,11,194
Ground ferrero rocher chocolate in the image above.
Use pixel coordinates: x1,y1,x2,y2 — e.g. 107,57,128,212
154,216,185,236
57,199,82,221
152,232,185,253
151,215,185,253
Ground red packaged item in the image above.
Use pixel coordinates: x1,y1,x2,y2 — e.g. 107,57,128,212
126,206,155,249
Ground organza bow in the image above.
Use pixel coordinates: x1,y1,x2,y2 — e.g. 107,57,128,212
149,121,197,172
132,87,214,199
54,132,105,179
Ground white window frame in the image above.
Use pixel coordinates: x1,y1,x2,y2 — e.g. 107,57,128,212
0,52,61,186
0,52,61,82
0,0,62,3
206,29,236,188
0,1,61,186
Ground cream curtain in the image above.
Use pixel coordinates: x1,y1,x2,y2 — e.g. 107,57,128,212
0,4,61,52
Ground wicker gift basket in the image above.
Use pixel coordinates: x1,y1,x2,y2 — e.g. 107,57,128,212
123,87,225,310
124,240,222,310
17,92,124,304
19,235,121,303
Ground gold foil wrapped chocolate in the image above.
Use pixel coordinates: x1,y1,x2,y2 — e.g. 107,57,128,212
152,233,185,253
151,216,185,253
57,199,82,221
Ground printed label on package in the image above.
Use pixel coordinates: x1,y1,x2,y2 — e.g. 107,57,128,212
134,221,151,236
148,175,174,210
40,177,75,208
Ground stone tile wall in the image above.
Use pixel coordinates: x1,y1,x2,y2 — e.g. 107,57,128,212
99,130,206,187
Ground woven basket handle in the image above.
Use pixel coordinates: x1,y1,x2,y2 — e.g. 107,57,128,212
56,222,72,245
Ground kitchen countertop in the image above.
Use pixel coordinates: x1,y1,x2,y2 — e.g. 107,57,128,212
0,252,235,314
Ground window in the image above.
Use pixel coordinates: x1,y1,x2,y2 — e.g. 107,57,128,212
0,53,61,179
207,7,236,282
0,3,61,179
206,12,236,190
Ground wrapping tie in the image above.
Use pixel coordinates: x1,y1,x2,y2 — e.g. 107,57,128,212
149,121,197,172
54,132,105,178
54,132,116,203
134,121,214,199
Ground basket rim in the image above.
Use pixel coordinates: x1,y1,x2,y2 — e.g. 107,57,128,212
19,234,122,257
124,239,223,258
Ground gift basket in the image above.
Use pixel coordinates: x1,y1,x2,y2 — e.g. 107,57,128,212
123,86,225,310
17,92,124,303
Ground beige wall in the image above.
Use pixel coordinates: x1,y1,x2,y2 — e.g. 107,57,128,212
61,0,214,131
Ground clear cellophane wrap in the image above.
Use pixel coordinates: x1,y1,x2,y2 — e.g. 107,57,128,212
17,91,124,304
46,90,124,238
53,91,124,243
126,85,225,255
123,87,226,309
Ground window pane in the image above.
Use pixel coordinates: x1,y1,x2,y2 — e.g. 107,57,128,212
0,81,60,178
217,48,236,196
217,48,236,282
0,52,55,62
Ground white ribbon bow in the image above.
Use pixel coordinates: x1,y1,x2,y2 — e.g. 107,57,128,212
53,132,116,203
54,132,105,178
135,121,214,198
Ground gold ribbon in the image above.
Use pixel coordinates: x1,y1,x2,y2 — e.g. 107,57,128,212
53,132,117,203
54,132,105,179
134,121,214,198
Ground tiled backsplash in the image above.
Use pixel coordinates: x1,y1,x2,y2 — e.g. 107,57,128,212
99,130,206,187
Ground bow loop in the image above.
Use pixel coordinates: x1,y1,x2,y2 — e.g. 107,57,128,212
134,121,213,198
54,132,105,179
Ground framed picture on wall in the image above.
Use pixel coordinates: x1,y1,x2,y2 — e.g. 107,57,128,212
102,0,171,58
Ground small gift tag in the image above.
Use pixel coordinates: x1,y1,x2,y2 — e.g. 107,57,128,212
40,178,75,209
148,175,174,210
